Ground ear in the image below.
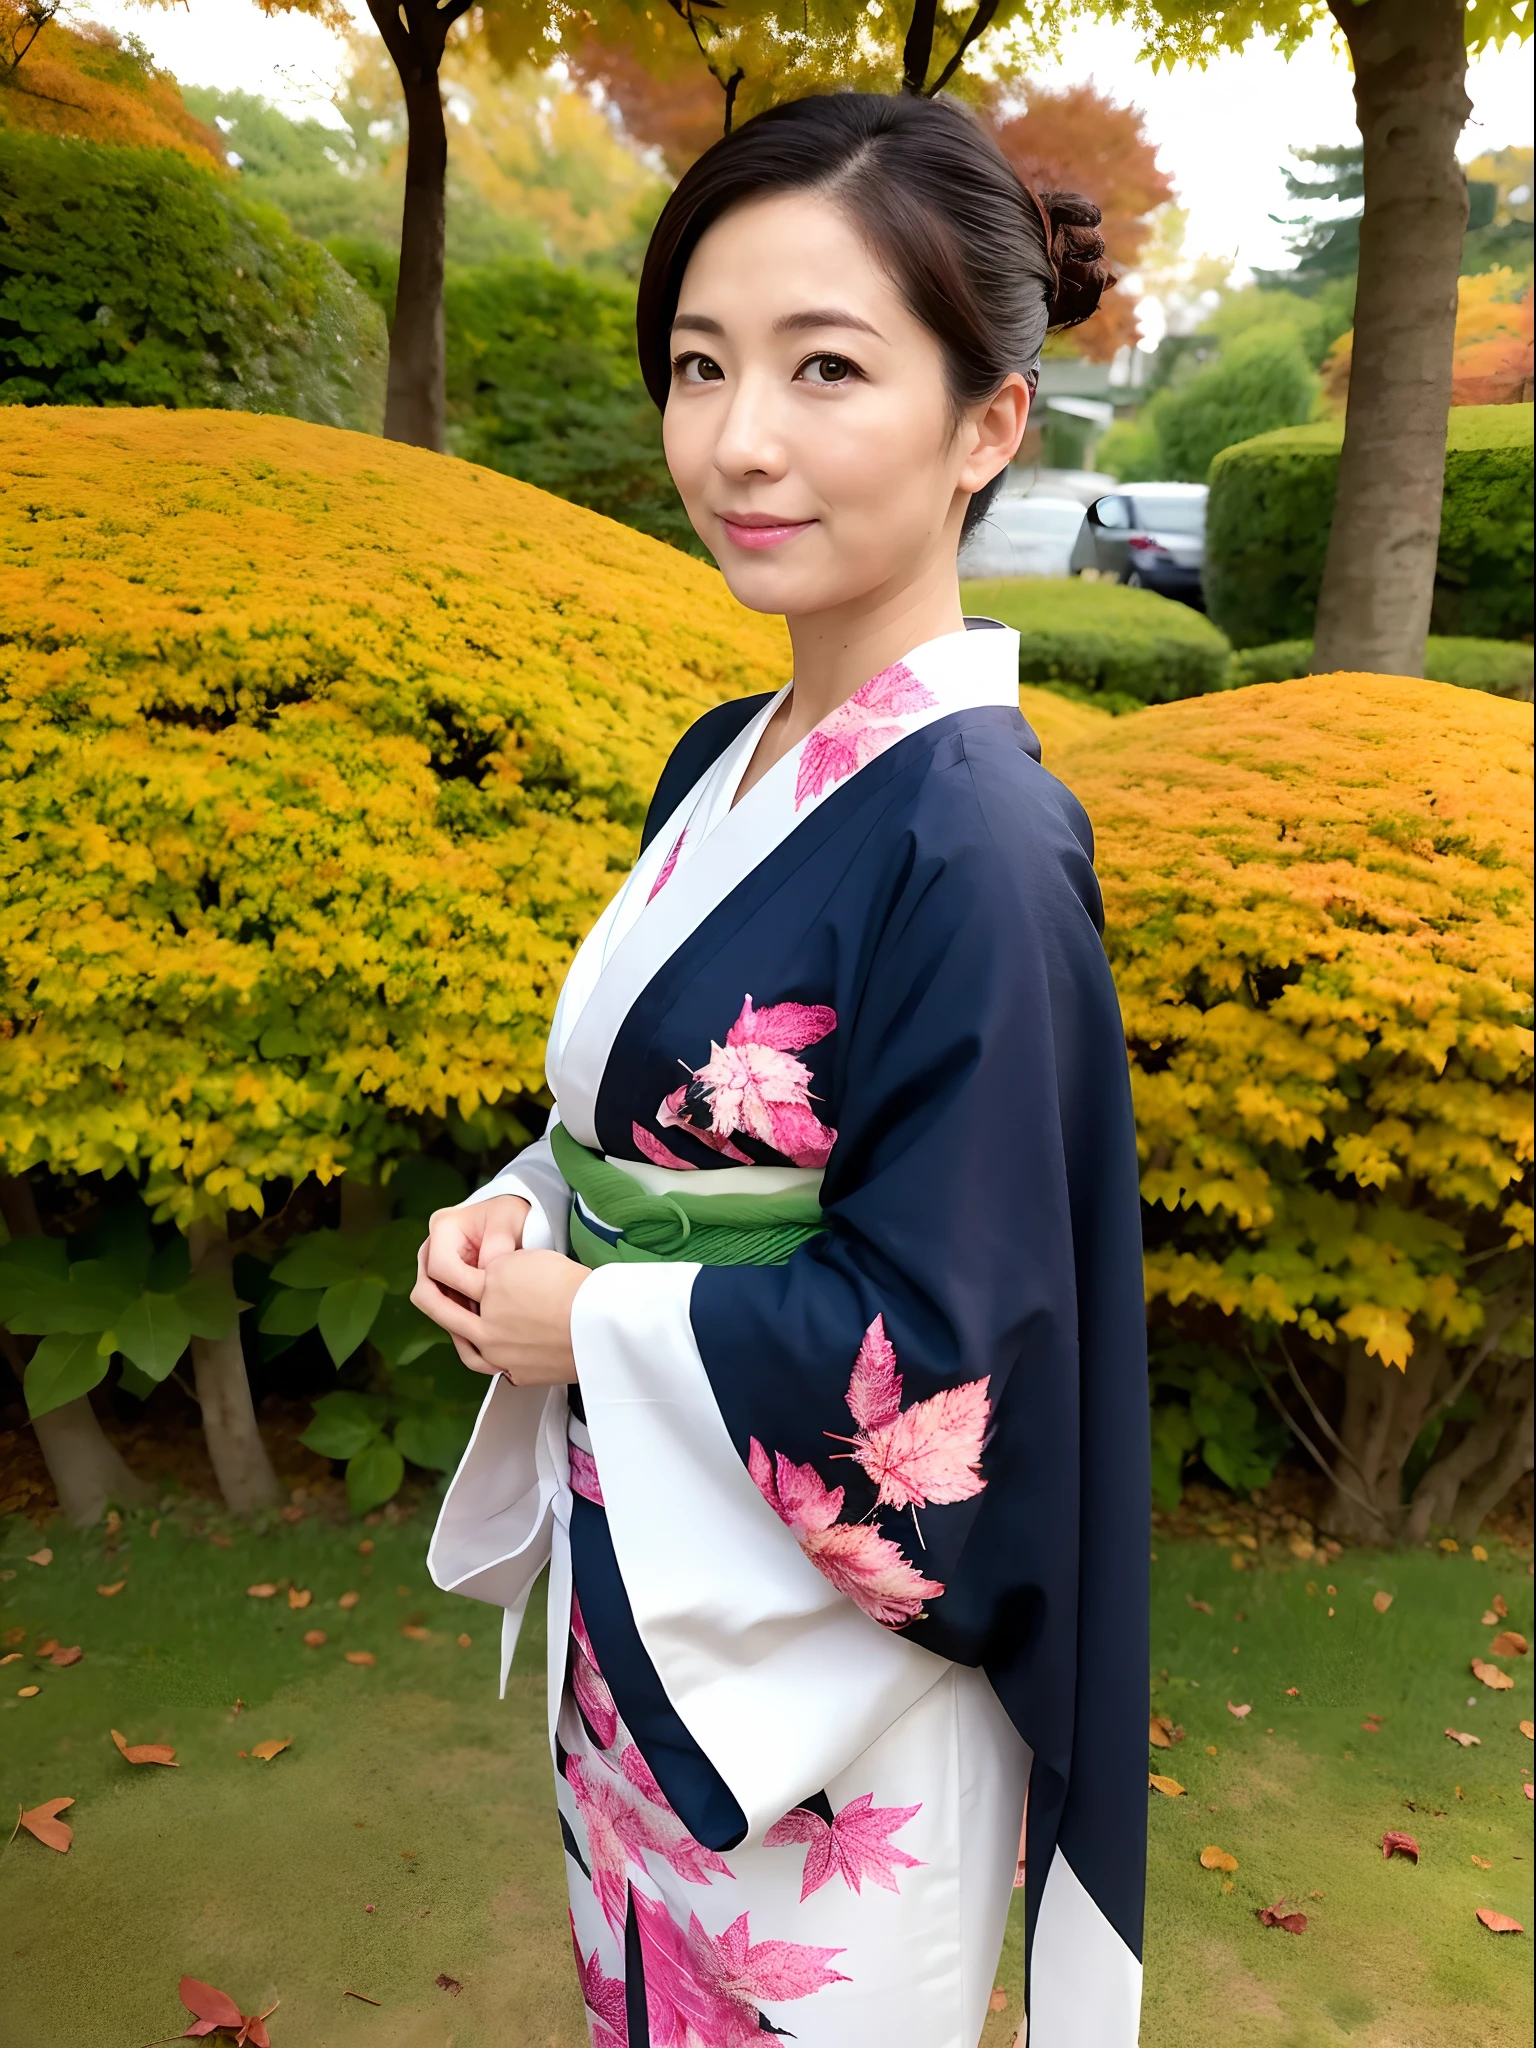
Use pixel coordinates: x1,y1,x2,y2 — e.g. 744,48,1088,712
957,373,1032,494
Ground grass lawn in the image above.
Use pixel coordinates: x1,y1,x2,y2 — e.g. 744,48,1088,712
2,1506,1530,2048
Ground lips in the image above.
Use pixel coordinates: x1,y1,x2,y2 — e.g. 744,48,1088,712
717,515,817,551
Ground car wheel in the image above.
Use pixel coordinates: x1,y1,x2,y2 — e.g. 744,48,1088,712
1124,570,1144,588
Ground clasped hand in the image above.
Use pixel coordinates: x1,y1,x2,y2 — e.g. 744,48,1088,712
410,1195,587,1386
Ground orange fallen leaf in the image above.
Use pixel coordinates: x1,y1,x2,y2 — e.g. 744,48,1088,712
96,1581,125,1598
1204,1744,1218,1756
1372,1591,1393,1614
1445,1728,1481,1747
1489,1631,1528,1658
302,1630,327,1648
1200,1845,1238,1872
10,1797,73,1853
1382,1831,1419,1862
0,1653,18,1666
247,1584,278,1600
1471,1854,1492,1869
401,1625,431,1642
249,1738,291,1762
1475,1909,1524,1934
111,1728,178,1767
178,1976,279,2046
2,1626,22,1646
36,1637,58,1655
287,1587,312,1611
1524,1784,1533,1801
987,1987,1008,2013
50,1646,82,1668
339,1591,361,1610
1227,1701,1252,1720
1186,1597,1213,1614
456,1634,472,1649
344,1651,376,1668
1256,1899,1307,1933
26,1548,52,1567
1481,1608,1501,1626
1285,1686,1299,1697
1520,1721,1534,1740
1492,1594,1509,1619
358,1539,375,1555
1472,1658,1515,1691
17,1685,40,1698
1148,1773,1185,1797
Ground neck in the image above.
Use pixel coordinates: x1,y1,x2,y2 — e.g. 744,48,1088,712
781,550,966,740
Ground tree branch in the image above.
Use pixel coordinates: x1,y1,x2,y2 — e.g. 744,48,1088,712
926,0,1001,96
1247,1351,1397,1535
901,0,939,94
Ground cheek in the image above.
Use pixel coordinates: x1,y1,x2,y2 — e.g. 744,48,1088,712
662,403,706,496
814,389,956,514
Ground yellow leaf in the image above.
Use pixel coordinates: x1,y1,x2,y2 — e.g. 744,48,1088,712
247,1584,278,1599
1148,1773,1186,1797
250,1738,291,1762
96,1581,126,1598
1200,1845,1238,1872
287,1587,312,1610
1471,1658,1514,1691
1372,1591,1393,1613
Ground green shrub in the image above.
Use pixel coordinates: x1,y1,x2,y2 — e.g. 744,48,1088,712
0,130,385,429
1144,325,1321,484
1205,404,1535,648
1230,635,1534,699
961,575,1233,705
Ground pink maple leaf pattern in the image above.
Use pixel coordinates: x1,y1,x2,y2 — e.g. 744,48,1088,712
839,1314,990,1511
763,1792,924,1900
652,995,837,1169
571,1915,628,2048
794,661,938,811
566,1745,734,1935
748,1440,943,1628
633,1891,847,2048
570,1594,618,1749
647,830,686,903
569,1444,606,1506
632,1121,699,1171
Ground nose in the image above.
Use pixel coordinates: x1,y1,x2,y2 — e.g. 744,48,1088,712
710,367,790,486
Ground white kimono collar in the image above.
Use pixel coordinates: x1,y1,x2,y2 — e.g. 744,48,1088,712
547,618,1021,1147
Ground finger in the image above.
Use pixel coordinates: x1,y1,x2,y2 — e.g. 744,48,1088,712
426,1224,487,1303
411,1275,486,1346
452,1333,495,1376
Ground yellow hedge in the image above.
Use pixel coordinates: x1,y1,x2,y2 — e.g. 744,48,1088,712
1058,674,1534,1372
0,408,790,1220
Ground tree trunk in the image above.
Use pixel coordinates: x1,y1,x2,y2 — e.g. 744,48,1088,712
187,1218,282,1514
901,0,938,92
1,1172,153,1525
1312,0,1470,677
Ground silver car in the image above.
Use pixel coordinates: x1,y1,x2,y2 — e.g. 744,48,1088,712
1069,483,1207,605
959,494,1087,580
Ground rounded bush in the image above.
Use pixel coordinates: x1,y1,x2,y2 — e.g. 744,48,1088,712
0,408,790,1219
1204,405,1535,649
961,575,1232,705
1060,675,1533,1535
1230,637,1534,701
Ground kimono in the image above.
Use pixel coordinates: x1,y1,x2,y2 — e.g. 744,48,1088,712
427,621,1150,2047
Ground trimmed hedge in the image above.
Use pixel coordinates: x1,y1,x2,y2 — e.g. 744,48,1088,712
960,576,1232,706
0,130,386,430
1230,636,1534,700
1204,404,1534,648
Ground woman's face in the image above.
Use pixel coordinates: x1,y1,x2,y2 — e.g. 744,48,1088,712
662,190,1028,621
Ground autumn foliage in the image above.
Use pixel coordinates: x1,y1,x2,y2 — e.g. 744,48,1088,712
1061,675,1534,1539
0,5,221,164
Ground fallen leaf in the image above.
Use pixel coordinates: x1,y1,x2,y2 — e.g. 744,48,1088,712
456,1634,472,1649
1308,1890,1324,1900
247,1583,278,1600
1472,1855,1492,1869
36,1637,58,1655
111,1728,178,1767
2,1627,22,1646
17,1685,40,1698
26,1548,52,1567
50,1646,82,1668
1200,1845,1238,1872
279,1504,305,1525
435,1974,462,1997
1285,1686,1299,1697
1493,1594,1509,1619
250,1738,291,1762
358,1539,375,1555
287,1587,312,1611
987,1988,1008,2012
401,1625,430,1642
1227,1701,1252,1720
1148,1773,1185,1797
339,1591,361,1610
12,1797,73,1852
208,1531,233,1549
1360,1720,1381,1734
1186,1596,1213,1614
364,1904,376,1913
1489,1631,1527,1658
1476,1909,1524,1934
1205,1744,1218,1756
1445,1728,1482,1747
1440,1539,1459,1553
1481,1609,1501,1626
1372,1591,1393,1614
232,1698,245,1718
1472,1658,1515,1691
96,1581,125,1598
1327,1584,1337,1596
149,1518,161,1537
1287,1533,1315,1560
1524,1784,1533,1801
302,1630,327,1648
344,1650,376,1667
1256,1900,1307,1933
1382,1831,1419,1862
0,1653,18,1666
1519,1721,1534,1740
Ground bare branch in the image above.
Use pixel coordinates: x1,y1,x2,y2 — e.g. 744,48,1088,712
1247,1351,1397,1535
926,0,1000,96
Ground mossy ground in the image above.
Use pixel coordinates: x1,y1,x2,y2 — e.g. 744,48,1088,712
1,1510,1530,2048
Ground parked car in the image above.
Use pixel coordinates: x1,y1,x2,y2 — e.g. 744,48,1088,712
1069,483,1207,605
959,494,1086,580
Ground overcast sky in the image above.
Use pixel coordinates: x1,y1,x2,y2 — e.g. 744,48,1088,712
83,0,1534,278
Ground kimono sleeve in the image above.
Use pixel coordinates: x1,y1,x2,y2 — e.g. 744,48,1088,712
572,752,1142,1837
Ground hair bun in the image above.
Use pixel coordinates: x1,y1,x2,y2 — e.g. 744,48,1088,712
1038,190,1115,331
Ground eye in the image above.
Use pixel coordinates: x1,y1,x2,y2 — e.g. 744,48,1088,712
672,352,725,384
797,354,861,387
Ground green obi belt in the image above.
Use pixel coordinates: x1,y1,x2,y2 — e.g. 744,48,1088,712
549,1123,825,1269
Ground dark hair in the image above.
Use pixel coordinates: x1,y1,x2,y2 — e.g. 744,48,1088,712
636,92,1115,538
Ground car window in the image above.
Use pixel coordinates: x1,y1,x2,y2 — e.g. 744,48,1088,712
1093,497,1132,529
1130,496,1205,535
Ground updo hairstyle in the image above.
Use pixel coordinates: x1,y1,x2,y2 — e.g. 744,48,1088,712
636,92,1115,538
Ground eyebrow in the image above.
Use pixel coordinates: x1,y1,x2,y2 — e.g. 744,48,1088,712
670,308,885,339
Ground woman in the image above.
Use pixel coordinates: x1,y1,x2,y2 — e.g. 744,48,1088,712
415,91,1148,2048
